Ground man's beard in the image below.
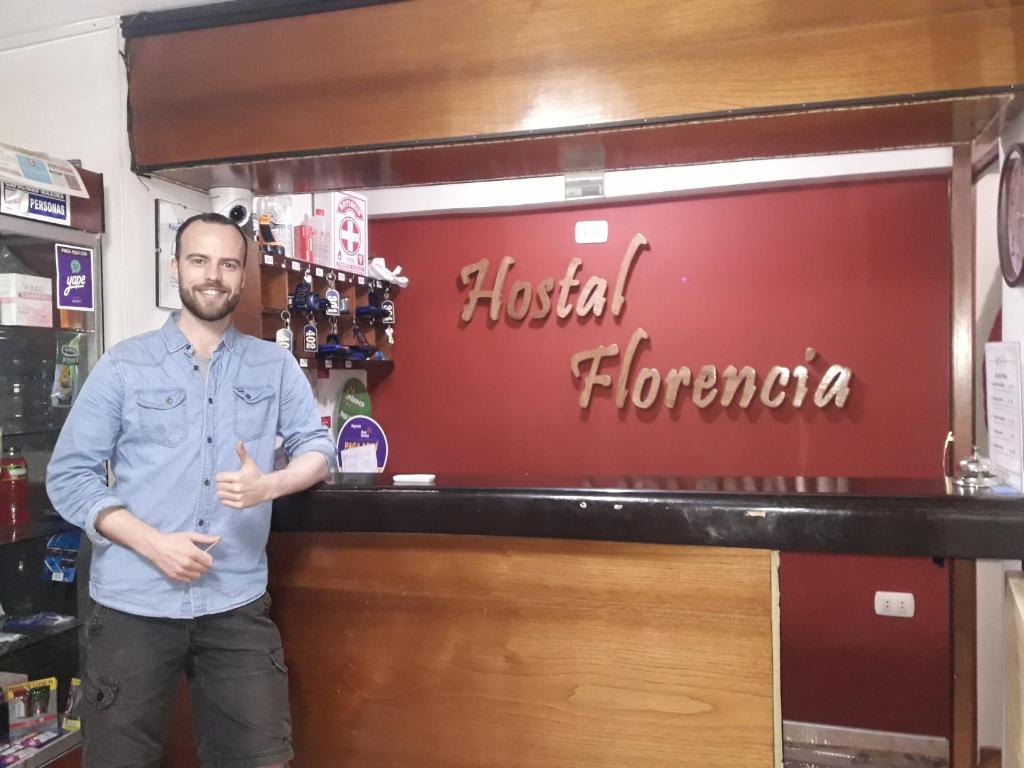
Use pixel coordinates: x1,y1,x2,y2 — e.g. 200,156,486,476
179,281,241,322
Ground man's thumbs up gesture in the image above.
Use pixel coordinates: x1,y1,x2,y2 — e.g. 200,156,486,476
216,441,273,509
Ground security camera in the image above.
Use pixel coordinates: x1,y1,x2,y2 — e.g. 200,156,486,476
209,187,253,228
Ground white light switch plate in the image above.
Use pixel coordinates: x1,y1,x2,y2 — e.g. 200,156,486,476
575,220,608,244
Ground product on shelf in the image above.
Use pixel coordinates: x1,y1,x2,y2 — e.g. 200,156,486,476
49,332,82,408
0,447,28,529
3,677,57,742
0,274,53,328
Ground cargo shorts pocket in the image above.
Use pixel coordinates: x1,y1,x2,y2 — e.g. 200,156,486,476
82,677,119,711
135,388,187,448
232,385,275,441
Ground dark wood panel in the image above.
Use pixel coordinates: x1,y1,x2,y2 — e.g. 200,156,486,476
150,96,1008,194
127,0,1024,169
951,559,978,768
265,533,776,768
47,747,82,767
71,169,103,234
231,239,261,338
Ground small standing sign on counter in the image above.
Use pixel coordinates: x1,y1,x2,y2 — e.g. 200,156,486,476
985,341,1024,490
337,416,388,473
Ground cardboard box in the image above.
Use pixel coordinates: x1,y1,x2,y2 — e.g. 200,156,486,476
0,274,53,328
4,677,57,742
311,191,368,276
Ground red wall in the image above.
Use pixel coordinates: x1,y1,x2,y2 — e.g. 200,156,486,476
369,175,952,735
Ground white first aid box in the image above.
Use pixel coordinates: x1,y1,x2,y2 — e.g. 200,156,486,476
311,191,368,277
0,273,53,327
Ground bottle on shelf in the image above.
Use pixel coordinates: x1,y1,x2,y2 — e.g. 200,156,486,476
1,444,29,528
294,213,315,263
311,208,330,266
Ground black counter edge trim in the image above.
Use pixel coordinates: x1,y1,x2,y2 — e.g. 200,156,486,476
272,489,1024,560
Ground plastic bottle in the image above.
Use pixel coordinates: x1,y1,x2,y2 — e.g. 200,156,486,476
0,445,29,528
310,208,330,266
294,214,315,263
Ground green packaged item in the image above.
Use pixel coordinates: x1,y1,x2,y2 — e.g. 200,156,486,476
50,331,83,408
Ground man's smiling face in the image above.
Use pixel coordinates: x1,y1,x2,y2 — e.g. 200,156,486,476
173,221,246,322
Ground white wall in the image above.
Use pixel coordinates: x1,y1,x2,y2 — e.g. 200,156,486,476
0,20,208,347
974,164,1011,753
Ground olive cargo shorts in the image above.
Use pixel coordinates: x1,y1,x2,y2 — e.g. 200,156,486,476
81,592,293,768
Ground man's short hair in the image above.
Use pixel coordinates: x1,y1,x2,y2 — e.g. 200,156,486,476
174,213,250,265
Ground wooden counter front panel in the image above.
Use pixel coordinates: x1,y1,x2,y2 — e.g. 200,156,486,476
267,533,777,768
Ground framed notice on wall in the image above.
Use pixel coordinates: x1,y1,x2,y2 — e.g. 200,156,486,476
985,341,1024,490
155,199,201,310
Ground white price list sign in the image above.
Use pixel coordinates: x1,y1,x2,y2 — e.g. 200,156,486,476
985,341,1024,490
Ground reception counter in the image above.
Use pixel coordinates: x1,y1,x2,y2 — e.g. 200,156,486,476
251,475,1024,768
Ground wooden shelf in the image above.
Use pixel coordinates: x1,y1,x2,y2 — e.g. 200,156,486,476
299,358,394,388
257,254,395,291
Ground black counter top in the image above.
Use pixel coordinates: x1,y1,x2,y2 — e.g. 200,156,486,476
271,473,1024,559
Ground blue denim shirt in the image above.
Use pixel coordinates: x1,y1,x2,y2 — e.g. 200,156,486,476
46,314,335,618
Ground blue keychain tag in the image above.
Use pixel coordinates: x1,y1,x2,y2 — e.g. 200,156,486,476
325,289,342,316
303,322,318,352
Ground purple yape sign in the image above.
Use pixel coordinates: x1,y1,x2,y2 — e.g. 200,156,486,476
55,244,94,311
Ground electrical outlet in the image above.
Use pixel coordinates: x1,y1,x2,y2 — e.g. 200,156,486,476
575,220,608,244
874,590,915,618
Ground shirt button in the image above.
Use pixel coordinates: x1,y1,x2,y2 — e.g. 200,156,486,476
204,479,210,486
206,437,213,444
198,519,205,527
165,397,172,405
186,344,192,350
193,365,199,371
208,397,213,404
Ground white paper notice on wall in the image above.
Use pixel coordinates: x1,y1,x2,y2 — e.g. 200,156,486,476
575,220,608,244
985,341,1024,490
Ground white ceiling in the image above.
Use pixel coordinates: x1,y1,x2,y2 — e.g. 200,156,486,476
0,0,225,42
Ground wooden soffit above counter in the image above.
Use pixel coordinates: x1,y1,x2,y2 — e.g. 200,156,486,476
125,0,1024,192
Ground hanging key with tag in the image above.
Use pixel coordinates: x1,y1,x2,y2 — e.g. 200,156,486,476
276,310,293,351
326,316,340,345
381,289,396,345
325,272,342,317
302,311,318,353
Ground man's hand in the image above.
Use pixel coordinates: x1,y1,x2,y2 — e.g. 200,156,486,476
140,530,220,583
216,442,275,509
95,507,219,583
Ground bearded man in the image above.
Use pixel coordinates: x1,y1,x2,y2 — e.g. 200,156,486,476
47,213,333,768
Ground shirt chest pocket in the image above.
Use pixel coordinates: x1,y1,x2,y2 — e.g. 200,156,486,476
135,388,188,448
232,385,275,441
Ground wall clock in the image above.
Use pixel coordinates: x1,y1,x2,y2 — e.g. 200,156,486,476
999,142,1024,287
